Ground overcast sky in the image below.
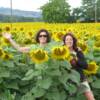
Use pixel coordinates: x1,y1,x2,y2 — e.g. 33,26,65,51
0,0,82,11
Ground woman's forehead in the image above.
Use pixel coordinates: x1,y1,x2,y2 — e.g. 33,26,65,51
65,35,73,39
40,32,47,35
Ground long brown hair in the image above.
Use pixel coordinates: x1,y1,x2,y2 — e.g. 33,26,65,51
35,29,51,43
63,33,78,52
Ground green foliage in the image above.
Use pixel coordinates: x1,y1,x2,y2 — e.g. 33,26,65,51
81,0,100,22
84,37,100,99
93,88,100,100
41,0,70,23
92,79,100,89
0,90,15,100
0,39,100,99
0,45,82,100
71,8,83,22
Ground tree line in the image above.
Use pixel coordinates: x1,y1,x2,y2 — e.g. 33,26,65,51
0,0,100,23
41,0,100,23
0,14,42,23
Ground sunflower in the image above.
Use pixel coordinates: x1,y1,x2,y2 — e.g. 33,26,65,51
93,46,100,52
52,32,64,42
95,34,100,41
4,26,10,32
51,46,70,60
0,28,2,33
0,48,4,58
30,49,49,64
0,28,2,37
77,40,88,54
2,52,13,60
1,37,10,46
31,38,37,44
27,32,33,37
84,61,99,75
20,27,24,31
94,40,100,48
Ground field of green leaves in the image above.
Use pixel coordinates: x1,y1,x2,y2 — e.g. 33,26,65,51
0,22,100,100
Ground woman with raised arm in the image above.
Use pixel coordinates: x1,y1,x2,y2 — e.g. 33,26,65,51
63,33,95,100
2,29,51,53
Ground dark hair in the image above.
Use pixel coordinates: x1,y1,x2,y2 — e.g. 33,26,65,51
35,29,51,43
63,33,78,51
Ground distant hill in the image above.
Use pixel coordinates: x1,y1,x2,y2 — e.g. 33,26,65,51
0,14,38,22
0,7,42,18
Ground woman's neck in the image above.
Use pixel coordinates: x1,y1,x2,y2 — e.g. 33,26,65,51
39,43,47,47
69,47,74,52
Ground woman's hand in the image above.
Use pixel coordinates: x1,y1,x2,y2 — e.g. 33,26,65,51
2,32,30,53
2,33,12,40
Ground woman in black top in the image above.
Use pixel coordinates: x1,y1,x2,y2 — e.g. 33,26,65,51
63,33,95,100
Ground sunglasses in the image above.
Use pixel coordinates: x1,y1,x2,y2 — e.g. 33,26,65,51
39,35,47,38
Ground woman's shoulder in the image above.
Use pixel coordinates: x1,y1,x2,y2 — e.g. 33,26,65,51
76,47,85,58
76,47,83,53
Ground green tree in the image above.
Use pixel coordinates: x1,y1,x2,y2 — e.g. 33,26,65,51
41,0,70,23
97,0,100,21
81,0,99,22
71,8,83,22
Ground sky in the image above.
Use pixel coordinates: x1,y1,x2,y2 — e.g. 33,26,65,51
0,0,82,11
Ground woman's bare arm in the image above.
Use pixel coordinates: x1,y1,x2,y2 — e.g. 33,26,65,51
2,33,30,53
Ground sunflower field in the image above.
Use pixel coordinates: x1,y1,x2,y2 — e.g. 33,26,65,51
0,22,100,100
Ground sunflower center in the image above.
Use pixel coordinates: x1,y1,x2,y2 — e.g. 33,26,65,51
0,49,3,57
34,50,45,60
57,33,64,39
88,64,95,71
4,38,10,43
3,54,10,60
54,48,65,56
79,43,87,51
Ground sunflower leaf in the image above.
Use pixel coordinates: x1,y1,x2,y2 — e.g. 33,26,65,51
37,77,52,89
3,61,14,68
60,60,72,70
31,87,46,98
68,70,80,85
92,79,100,89
22,70,41,81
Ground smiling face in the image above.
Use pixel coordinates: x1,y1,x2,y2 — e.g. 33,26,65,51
38,32,48,45
65,35,74,49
